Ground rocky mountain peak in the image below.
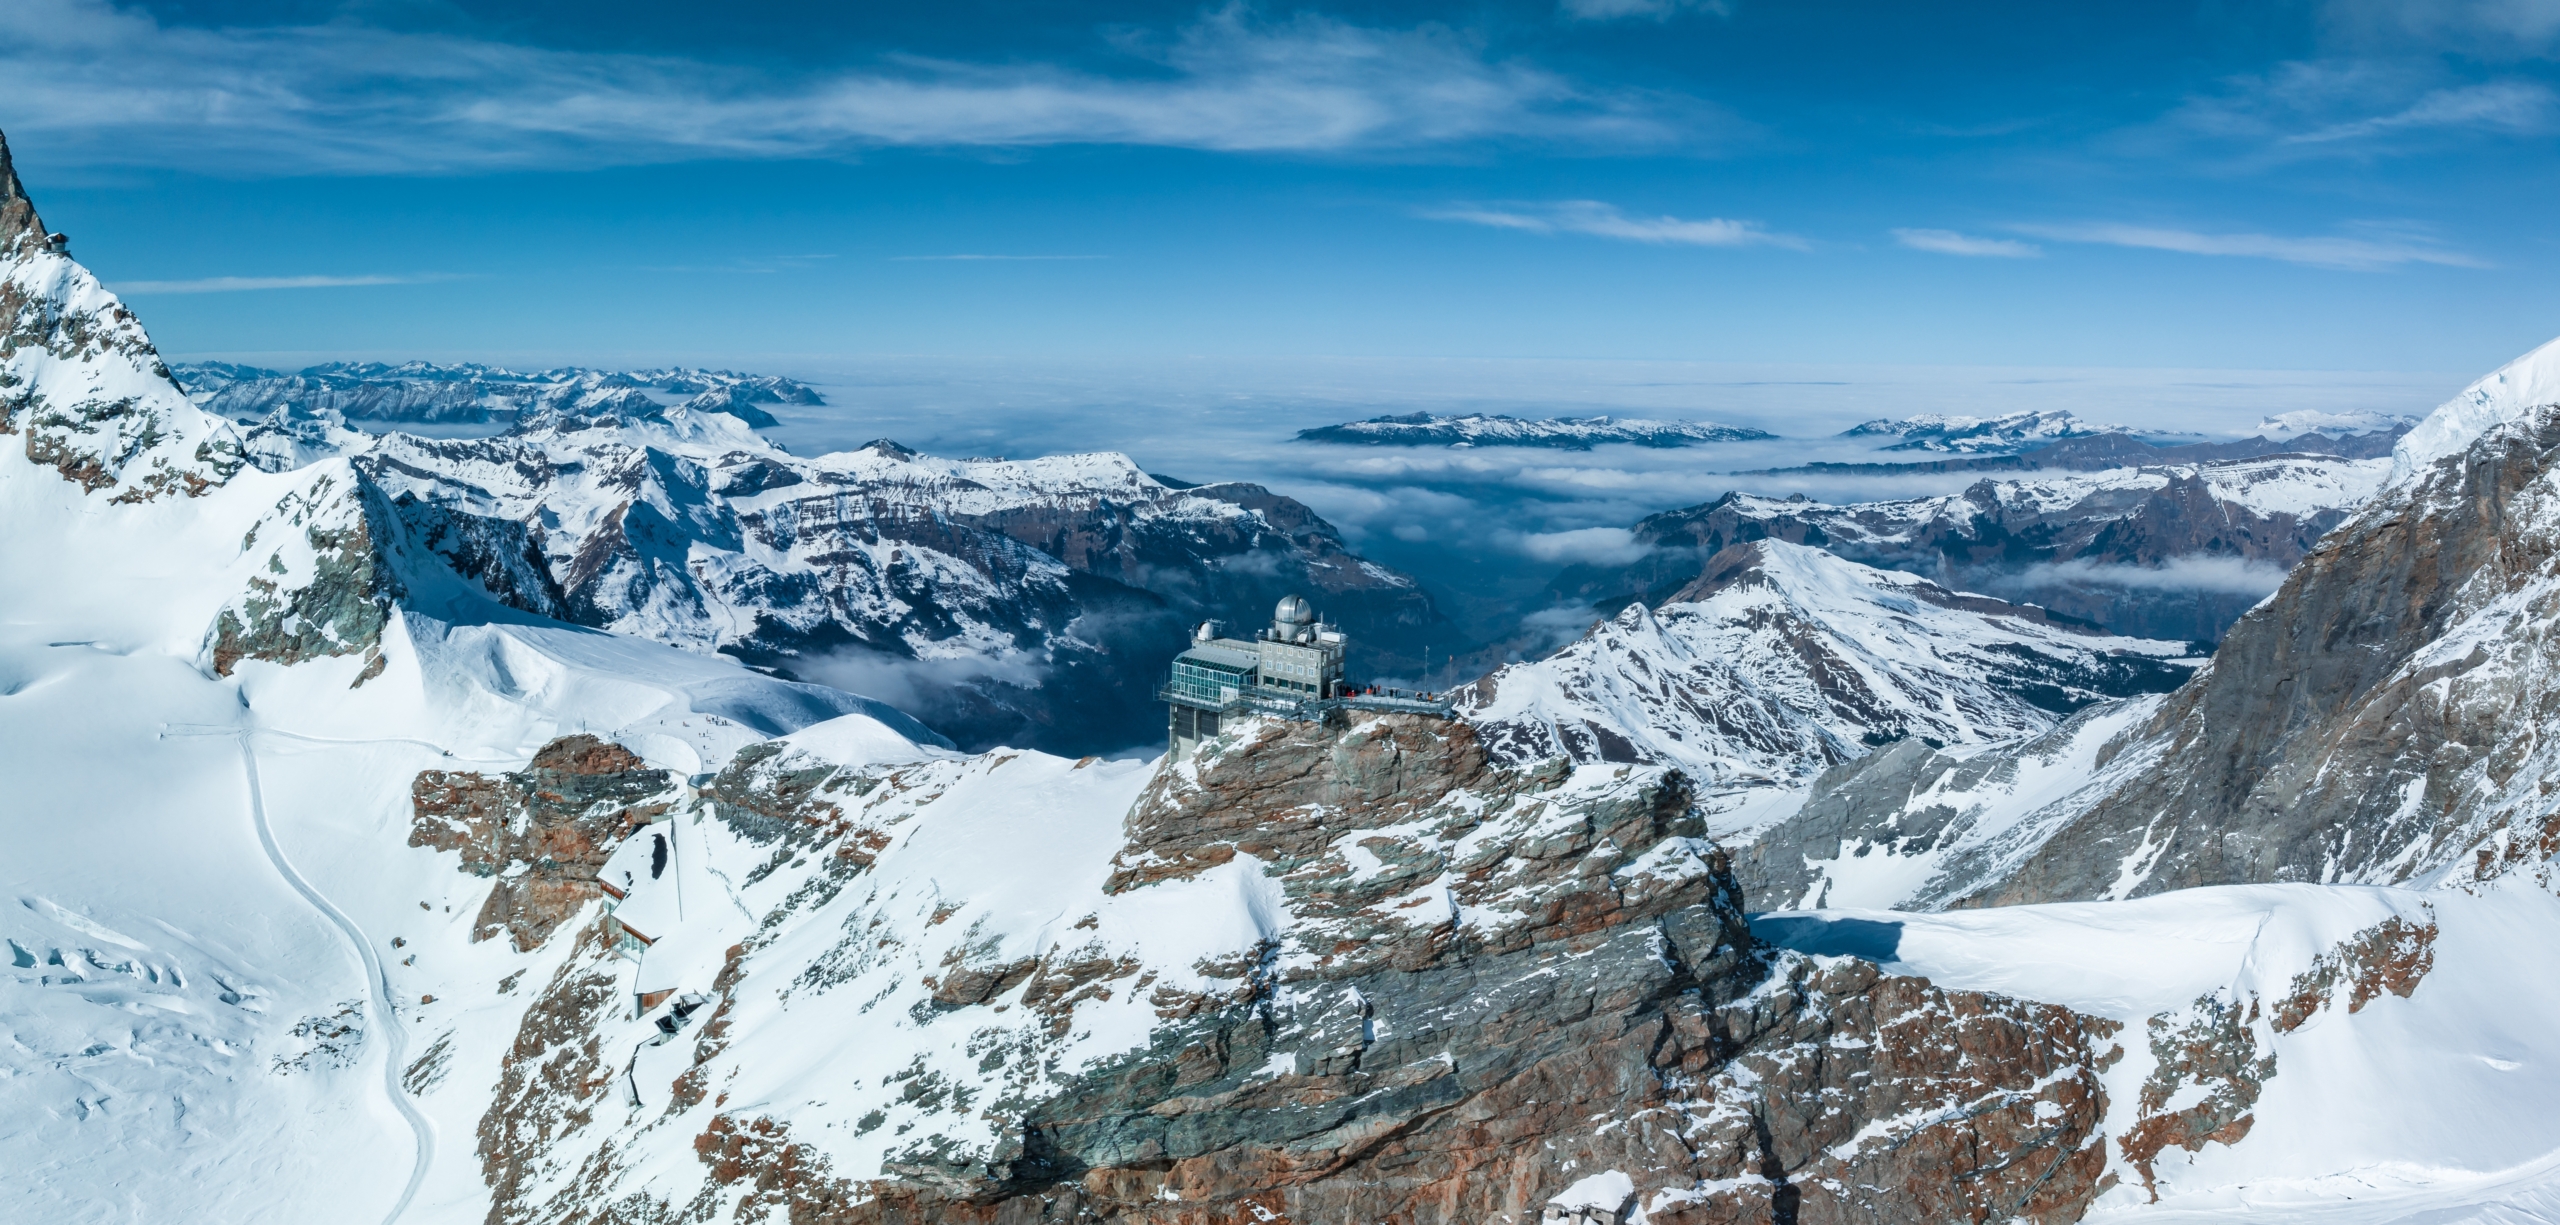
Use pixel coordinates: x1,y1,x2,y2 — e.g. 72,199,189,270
0,129,51,257
0,135,240,501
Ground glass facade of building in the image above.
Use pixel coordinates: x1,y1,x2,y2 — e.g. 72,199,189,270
1164,650,1256,708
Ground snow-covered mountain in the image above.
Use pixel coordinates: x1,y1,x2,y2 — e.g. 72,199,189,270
1460,540,2191,812
1550,452,2391,643
22,128,2560,1225
1295,411,1773,448
172,360,823,428
263,412,1441,754
1840,408,2132,453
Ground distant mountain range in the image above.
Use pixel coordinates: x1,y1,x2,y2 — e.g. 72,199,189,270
1295,412,1774,449
1840,409,2132,453
1546,451,2391,643
169,360,824,429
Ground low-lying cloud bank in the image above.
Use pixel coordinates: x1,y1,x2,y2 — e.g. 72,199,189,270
2012,555,2293,597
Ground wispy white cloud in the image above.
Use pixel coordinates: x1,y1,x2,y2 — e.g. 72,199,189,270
1425,200,1804,249
889,254,1110,262
2284,81,2556,143
0,0,1715,175
2320,0,2560,55
112,274,439,294
1892,228,2040,258
2010,222,2484,270
1557,0,1734,23
2156,61,2555,159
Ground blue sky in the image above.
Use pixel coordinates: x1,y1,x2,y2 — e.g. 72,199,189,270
5,0,2559,376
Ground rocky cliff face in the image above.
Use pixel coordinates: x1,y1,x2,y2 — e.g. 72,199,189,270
410,736,682,951
1973,398,2560,904
1548,454,2388,643
421,712,2130,1225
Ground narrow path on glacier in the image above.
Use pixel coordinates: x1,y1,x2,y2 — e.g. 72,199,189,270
170,723,442,1225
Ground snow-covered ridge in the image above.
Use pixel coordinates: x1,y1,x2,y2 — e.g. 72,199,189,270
2391,331,2560,484
1295,411,1774,448
1463,540,2192,805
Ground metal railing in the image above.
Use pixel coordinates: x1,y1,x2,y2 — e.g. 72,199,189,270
1157,684,1454,722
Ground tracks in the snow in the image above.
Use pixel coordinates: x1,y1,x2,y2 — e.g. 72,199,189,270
167,722,492,1225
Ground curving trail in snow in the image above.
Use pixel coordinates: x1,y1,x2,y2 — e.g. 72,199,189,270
230,729,438,1225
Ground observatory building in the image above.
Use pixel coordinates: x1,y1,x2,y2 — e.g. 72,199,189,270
1159,594,1452,762
1161,595,1347,761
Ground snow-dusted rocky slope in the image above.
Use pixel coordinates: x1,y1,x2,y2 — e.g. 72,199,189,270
1295,411,1773,448
176,360,822,428
1551,452,2391,643
1736,333,2560,916
1459,540,2191,833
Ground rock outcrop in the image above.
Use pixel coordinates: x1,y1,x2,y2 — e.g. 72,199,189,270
1971,399,2560,904
410,735,680,950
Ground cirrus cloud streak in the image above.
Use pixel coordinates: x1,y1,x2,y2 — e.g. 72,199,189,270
0,0,1720,176
1424,199,1805,249
2011,222,2484,271
1892,228,2041,258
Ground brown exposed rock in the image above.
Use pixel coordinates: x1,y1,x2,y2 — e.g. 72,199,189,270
2271,913,2436,1034
679,945,2118,1225
1108,712,1502,894
409,734,676,951
2117,994,2272,1198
